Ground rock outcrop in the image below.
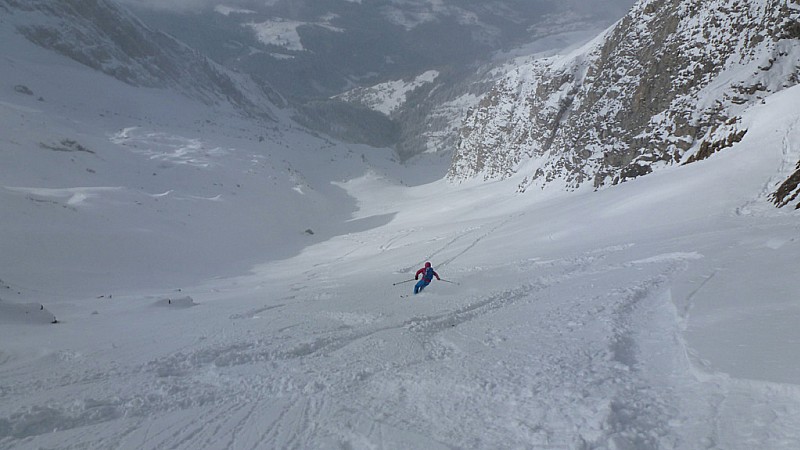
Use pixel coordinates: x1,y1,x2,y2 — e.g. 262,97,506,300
449,0,800,193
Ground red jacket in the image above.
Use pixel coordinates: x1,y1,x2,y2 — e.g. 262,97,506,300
415,266,440,282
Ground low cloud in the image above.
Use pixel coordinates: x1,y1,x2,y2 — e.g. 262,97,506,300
117,0,229,12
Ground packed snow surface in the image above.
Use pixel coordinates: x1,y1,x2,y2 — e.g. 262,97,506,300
2,19,800,450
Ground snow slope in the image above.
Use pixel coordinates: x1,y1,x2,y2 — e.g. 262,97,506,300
2,1,800,448
0,17,393,297
2,39,800,449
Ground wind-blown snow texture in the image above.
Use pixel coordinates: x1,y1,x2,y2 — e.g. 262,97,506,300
450,0,800,192
2,0,800,449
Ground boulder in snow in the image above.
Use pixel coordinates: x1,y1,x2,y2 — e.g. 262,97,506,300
153,296,197,308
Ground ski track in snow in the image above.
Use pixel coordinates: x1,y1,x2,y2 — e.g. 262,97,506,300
393,214,522,274
3,233,799,449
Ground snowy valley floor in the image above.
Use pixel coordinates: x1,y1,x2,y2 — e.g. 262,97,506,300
2,94,800,449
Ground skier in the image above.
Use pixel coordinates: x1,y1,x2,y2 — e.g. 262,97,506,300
414,262,440,294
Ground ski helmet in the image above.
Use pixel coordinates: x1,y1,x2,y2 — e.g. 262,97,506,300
425,262,431,267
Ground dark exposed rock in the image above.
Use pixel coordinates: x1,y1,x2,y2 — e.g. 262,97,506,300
770,160,800,209
683,129,747,165
13,84,33,95
40,139,95,154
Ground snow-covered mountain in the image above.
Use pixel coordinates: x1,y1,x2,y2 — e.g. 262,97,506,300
0,0,283,118
2,0,800,448
125,0,636,157
0,0,399,295
335,70,441,117
450,0,800,197
128,0,634,99
329,24,618,160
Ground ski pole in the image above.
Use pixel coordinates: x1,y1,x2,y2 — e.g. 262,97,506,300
440,279,460,285
393,279,416,286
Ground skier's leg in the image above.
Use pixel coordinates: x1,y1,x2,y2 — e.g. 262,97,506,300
414,280,425,294
419,281,429,293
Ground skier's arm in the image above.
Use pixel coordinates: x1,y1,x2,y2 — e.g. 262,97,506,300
433,271,440,280
415,268,424,280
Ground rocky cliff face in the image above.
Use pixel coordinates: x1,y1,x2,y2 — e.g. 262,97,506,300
449,0,800,193
0,0,282,118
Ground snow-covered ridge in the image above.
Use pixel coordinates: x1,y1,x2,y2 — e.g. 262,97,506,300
246,16,343,52
0,0,281,118
0,299,57,324
335,70,440,116
213,5,256,16
449,0,800,195
0,0,399,298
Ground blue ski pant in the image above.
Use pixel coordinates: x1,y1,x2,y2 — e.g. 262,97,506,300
414,279,430,294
